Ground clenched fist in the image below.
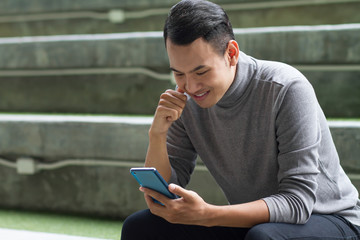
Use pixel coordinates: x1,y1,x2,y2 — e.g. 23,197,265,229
150,88,188,136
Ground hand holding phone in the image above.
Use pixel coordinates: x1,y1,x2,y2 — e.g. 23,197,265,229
130,167,178,205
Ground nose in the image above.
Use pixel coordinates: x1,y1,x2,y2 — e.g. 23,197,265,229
184,76,202,94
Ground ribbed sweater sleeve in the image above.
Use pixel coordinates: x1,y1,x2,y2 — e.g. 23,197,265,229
263,79,321,224
167,117,197,188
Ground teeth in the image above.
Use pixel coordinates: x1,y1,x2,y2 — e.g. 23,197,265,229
195,92,207,97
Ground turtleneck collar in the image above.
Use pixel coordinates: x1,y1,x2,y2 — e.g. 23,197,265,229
215,51,257,108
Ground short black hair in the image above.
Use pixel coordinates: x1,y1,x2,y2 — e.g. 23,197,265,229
163,0,235,56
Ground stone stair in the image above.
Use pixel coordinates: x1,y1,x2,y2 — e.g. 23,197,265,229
0,24,359,116
0,0,359,219
0,114,359,218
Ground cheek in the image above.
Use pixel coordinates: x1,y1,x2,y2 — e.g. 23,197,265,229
209,74,232,98
216,69,232,86
207,72,224,88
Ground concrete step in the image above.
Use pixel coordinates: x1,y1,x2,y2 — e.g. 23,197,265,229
0,114,359,218
0,0,359,37
0,24,359,117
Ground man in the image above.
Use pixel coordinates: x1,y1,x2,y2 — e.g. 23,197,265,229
121,0,360,239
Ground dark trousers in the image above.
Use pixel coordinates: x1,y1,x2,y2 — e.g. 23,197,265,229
121,209,360,240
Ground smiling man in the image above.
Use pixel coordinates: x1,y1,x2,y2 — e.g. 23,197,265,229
121,1,360,239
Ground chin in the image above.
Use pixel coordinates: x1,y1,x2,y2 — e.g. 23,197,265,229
195,100,216,109
191,92,218,108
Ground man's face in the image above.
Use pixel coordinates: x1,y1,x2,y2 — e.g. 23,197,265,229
166,38,237,108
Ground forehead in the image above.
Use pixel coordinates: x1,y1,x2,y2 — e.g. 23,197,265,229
166,38,222,72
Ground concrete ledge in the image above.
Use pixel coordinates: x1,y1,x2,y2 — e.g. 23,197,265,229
329,121,360,173
236,24,360,64
1,1,359,37
0,115,358,218
0,75,174,115
0,0,357,15
0,115,359,168
0,115,152,161
1,24,359,69
305,71,360,118
0,163,226,219
0,70,358,117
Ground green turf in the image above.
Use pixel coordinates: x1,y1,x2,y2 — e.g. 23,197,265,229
328,118,360,121
0,209,122,239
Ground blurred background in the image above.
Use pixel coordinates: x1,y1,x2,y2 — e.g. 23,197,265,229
0,0,359,239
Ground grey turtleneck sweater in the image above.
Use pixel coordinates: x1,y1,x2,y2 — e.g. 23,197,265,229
167,51,360,226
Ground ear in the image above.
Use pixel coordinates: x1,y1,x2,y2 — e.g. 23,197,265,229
226,40,240,66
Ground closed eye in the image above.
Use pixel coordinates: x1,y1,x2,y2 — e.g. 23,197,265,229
196,70,209,76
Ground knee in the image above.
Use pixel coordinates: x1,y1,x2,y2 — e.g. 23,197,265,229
121,209,153,240
245,224,274,240
121,213,138,240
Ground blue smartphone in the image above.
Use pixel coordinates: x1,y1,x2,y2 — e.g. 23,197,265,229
130,167,178,205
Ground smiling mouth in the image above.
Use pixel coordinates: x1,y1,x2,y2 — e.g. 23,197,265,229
192,90,210,100
195,92,207,97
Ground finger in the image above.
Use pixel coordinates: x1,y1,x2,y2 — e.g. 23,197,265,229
173,91,188,102
158,98,184,113
143,193,165,217
141,187,172,206
164,89,187,102
156,105,182,122
158,97,185,117
176,87,185,94
157,93,186,121
175,88,190,101
168,184,190,199
162,90,187,107
141,188,161,207
143,193,154,207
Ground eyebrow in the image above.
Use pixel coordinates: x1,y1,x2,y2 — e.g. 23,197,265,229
170,65,207,74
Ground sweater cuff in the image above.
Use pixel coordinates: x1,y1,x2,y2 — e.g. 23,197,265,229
262,197,277,222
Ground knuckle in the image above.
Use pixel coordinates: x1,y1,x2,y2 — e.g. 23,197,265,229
160,92,169,100
187,190,198,199
168,203,180,213
169,108,179,116
158,98,166,105
188,190,196,195
155,105,165,113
